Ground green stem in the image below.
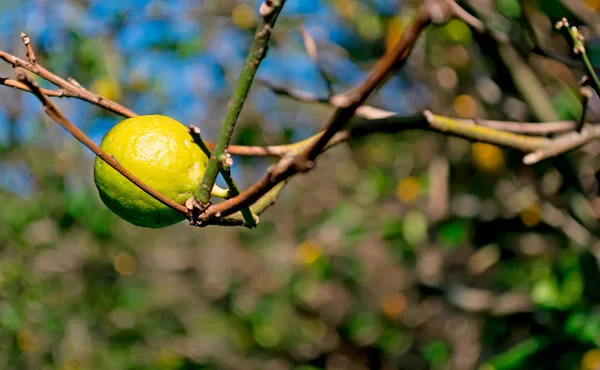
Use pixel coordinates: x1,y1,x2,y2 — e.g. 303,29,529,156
190,125,257,227
560,19,600,95
195,0,287,207
582,52,600,95
427,113,549,151
222,168,257,227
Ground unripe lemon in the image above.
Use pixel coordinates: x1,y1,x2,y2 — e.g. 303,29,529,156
94,115,207,228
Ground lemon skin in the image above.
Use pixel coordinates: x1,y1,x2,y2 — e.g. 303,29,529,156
94,115,207,228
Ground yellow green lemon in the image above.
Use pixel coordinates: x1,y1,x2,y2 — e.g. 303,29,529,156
94,115,207,228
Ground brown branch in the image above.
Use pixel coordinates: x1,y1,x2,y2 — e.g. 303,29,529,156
474,118,576,135
20,32,36,64
0,77,65,97
292,5,434,171
0,40,137,117
445,0,485,33
14,68,188,215
1,34,319,162
523,125,600,164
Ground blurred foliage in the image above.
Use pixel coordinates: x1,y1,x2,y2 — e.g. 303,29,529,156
1,0,600,369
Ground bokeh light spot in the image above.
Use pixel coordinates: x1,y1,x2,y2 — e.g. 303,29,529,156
471,143,505,173
453,94,477,118
334,0,359,18
443,19,472,44
232,4,257,30
520,203,542,227
385,16,405,52
396,176,422,203
114,252,137,276
584,0,600,10
17,329,38,353
582,349,600,370
91,77,121,102
448,46,470,67
296,241,322,266
380,293,407,319
437,67,457,90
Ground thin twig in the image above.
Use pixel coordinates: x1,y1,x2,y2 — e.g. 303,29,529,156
556,18,600,96
299,26,334,97
189,125,215,158
15,68,189,215
292,5,434,171
445,0,485,33
20,32,36,64
0,47,137,117
0,77,65,96
475,118,576,134
195,0,287,210
523,126,600,165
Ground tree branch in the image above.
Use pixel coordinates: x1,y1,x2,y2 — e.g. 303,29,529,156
523,125,600,164
291,4,435,172
15,68,188,216
195,0,287,208
4,4,600,230
0,50,137,118
190,2,445,223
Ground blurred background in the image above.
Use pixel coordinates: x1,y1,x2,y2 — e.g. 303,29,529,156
1,0,600,369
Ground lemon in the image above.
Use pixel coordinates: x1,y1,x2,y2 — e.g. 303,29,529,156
94,115,207,228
